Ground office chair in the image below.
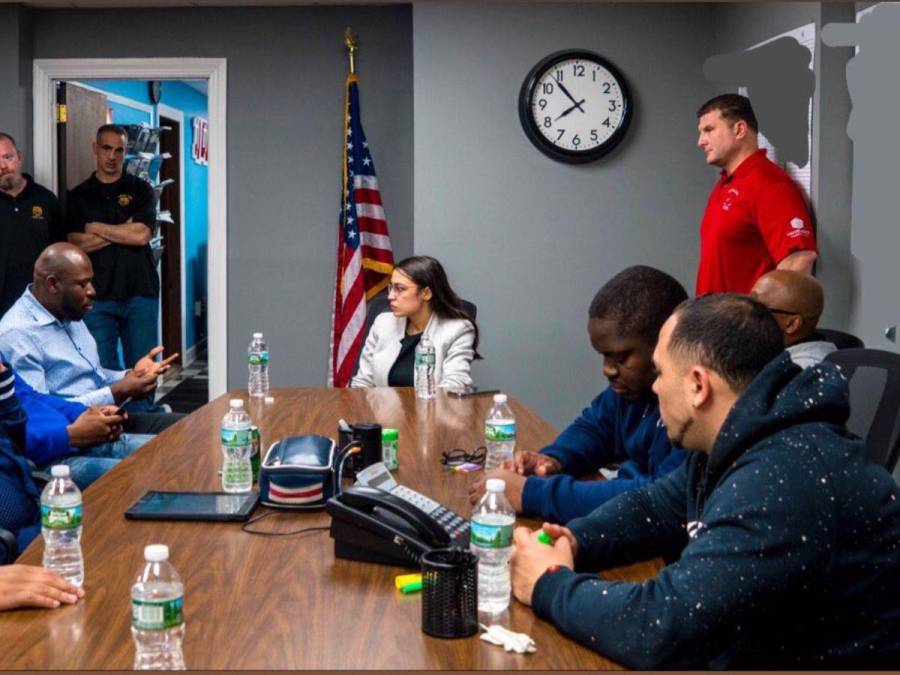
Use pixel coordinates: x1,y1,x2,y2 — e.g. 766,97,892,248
818,328,865,350
352,291,478,377
825,348,900,473
0,464,48,565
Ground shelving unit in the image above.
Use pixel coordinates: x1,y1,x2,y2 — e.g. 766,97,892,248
122,122,172,264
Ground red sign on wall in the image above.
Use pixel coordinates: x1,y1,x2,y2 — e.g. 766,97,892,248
191,116,209,165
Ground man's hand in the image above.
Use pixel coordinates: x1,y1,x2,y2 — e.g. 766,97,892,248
109,368,159,402
0,565,85,611
134,346,178,378
468,467,526,512
539,521,579,558
513,450,562,477
67,408,124,447
510,526,575,607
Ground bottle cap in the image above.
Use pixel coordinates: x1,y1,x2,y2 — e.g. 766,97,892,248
50,464,70,478
486,478,506,493
229,399,244,409
382,428,399,442
144,544,169,562
252,332,263,339
493,393,507,404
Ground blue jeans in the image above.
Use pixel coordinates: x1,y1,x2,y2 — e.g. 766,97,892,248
84,296,162,413
45,433,154,491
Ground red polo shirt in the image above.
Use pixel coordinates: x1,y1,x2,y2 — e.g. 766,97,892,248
695,149,816,295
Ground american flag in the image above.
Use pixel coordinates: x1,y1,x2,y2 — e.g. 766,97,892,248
329,72,394,387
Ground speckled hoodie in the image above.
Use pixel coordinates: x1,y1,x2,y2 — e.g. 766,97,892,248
532,352,900,668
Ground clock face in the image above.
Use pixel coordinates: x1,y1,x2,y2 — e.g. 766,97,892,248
519,50,633,164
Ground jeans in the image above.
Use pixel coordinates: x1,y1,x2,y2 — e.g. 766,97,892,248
44,433,154,491
84,296,162,413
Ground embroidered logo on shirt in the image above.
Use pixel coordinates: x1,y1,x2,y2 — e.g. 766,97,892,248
31,205,44,219
118,194,132,207
686,520,705,539
721,188,740,211
787,216,811,239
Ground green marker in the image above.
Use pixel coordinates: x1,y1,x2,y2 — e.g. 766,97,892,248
400,580,423,594
537,530,553,546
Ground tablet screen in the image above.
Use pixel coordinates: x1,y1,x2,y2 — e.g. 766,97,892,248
125,491,259,522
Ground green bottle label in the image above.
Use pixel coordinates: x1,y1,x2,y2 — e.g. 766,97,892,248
485,421,516,442
221,428,251,448
40,503,83,529
248,351,269,366
415,351,435,367
132,596,184,630
470,520,514,548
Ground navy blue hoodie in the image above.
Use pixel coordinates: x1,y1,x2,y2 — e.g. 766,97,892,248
532,354,900,668
521,388,686,523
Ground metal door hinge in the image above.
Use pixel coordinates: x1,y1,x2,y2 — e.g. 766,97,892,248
56,104,67,123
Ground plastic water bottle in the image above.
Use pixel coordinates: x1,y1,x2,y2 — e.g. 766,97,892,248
414,334,436,399
484,393,516,470
248,332,270,398
131,544,186,670
40,464,84,587
220,399,252,493
470,478,515,613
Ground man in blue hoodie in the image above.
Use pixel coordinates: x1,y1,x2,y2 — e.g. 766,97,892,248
511,294,900,668
469,266,688,523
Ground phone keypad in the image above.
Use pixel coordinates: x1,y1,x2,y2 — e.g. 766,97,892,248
391,487,469,543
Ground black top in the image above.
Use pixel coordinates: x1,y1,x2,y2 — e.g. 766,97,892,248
388,332,422,387
65,173,159,301
0,174,63,316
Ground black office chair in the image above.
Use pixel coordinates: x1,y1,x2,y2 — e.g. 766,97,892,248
0,465,48,565
352,290,478,377
825,348,900,473
818,328,865,350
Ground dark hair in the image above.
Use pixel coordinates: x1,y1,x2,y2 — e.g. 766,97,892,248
588,266,688,345
669,294,784,393
0,132,18,149
395,255,480,356
696,93,759,133
96,124,127,142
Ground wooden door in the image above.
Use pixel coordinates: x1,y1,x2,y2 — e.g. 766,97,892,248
57,81,109,199
159,116,183,364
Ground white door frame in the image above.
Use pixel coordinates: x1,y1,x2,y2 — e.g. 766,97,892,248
33,58,227,400
156,103,190,368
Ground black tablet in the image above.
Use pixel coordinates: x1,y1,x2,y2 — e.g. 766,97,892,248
125,491,260,522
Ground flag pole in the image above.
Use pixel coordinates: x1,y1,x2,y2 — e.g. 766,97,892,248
343,27,358,75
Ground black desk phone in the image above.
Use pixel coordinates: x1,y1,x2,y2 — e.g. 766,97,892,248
325,461,470,568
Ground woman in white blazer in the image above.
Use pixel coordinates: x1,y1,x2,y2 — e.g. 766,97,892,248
351,256,479,389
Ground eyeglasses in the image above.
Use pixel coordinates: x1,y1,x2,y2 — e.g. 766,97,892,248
441,446,486,467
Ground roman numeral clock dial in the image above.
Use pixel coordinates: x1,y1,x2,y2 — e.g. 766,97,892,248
519,50,633,164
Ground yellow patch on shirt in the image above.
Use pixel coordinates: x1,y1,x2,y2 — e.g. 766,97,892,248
31,205,44,219
118,194,132,207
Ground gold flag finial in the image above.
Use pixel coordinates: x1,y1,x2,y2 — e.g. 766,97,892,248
344,27,358,74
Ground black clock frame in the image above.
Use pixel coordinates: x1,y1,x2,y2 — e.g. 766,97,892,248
518,49,633,165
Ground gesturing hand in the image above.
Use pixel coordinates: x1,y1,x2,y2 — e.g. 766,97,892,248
134,346,179,377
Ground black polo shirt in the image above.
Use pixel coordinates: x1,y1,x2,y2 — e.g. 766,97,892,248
0,174,62,316
66,172,159,301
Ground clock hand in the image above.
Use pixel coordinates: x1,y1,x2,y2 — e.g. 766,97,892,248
554,77,586,113
554,99,587,121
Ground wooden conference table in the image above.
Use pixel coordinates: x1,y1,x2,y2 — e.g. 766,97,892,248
0,388,661,670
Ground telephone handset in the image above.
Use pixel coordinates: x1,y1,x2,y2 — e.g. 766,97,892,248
326,464,470,569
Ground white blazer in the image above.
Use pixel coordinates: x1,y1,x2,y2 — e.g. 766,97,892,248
351,312,475,389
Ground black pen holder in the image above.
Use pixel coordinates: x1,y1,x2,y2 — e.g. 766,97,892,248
420,548,478,639
338,422,383,478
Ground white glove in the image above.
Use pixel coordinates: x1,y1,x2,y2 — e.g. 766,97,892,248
479,623,537,654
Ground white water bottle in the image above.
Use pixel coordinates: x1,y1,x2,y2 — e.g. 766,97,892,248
131,544,186,670
414,334,436,399
248,332,270,398
484,393,516,470
40,464,84,587
470,478,515,613
220,399,252,493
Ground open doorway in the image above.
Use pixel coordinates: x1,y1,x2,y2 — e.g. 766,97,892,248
33,58,227,405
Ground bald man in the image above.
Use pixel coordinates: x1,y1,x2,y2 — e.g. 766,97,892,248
750,270,837,368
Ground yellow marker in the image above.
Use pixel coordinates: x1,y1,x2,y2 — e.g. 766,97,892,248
395,573,422,589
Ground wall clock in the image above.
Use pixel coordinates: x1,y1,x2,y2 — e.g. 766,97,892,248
518,50,633,164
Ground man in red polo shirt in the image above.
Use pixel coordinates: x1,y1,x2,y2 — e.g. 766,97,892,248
695,94,817,295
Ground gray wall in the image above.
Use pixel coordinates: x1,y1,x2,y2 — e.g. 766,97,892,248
413,2,718,426
0,5,32,157
24,6,414,390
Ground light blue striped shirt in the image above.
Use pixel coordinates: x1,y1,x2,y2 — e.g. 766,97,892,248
0,287,127,407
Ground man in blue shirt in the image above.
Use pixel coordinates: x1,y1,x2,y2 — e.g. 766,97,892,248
0,243,181,435
469,266,689,523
